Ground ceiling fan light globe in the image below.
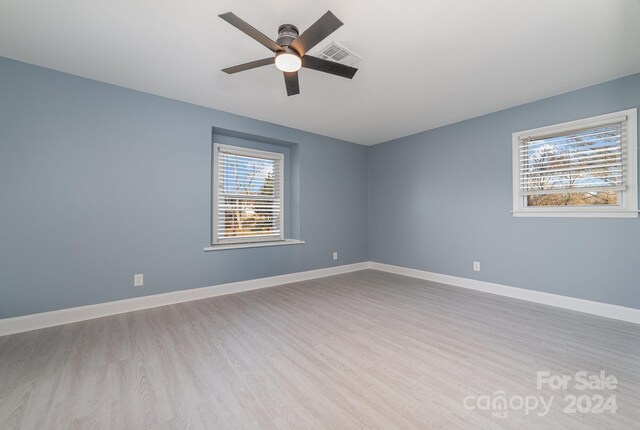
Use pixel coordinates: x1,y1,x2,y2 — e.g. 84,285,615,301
275,53,302,72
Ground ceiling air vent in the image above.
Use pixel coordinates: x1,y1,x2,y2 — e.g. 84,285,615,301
313,42,361,67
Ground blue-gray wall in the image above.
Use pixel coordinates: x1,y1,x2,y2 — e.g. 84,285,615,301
369,73,640,309
2,54,639,319
0,56,369,318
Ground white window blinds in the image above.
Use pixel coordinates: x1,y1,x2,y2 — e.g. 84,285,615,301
213,144,284,244
518,118,628,196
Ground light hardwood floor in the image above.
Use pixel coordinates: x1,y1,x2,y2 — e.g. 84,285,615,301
1,270,639,429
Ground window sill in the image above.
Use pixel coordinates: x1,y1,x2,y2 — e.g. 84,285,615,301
204,239,305,252
512,211,639,218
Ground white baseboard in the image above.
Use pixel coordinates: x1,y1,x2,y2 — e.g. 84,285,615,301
3,260,638,336
0,262,370,337
369,262,640,325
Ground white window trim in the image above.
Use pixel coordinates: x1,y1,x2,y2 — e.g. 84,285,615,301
211,143,285,246
204,239,305,252
512,109,638,218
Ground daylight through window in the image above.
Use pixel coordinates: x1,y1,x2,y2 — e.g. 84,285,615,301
213,144,284,244
512,109,638,217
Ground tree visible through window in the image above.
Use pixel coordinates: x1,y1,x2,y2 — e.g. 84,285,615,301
523,124,621,207
213,144,284,244
513,109,638,217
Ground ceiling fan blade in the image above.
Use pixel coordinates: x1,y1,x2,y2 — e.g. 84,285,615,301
222,57,275,74
283,72,300,96
290,11,343,56
301,55,358,79
219,12,283,52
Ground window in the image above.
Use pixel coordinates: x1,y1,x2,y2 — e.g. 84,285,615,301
212,144,284,244
512,109,638,217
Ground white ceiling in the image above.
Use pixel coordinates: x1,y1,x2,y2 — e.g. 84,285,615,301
1,0,639,145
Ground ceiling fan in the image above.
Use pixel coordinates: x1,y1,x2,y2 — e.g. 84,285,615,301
219,10,358,96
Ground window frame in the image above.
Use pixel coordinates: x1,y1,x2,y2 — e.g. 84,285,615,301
212,143,285,245
512,109,638,218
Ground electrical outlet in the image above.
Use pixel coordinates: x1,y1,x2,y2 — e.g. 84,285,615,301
332,251,338,260
134,273,144,287
473,261,481,272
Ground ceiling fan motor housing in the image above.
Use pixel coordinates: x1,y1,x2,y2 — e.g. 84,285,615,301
276,24,299,46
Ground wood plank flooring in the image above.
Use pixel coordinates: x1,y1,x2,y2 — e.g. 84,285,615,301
1,269,638,429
